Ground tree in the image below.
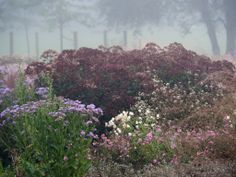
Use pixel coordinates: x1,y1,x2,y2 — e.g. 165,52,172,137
173,0,236,55
224,0,236,55
98,0,236,55
0,0,44,56
98,0,167,28
169,0,221,55
41,0,96,51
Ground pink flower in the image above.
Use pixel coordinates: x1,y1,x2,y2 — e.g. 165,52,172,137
152,159,158,164
144,132,154,143
177,128,182,133
63,156,68,161
208,141,214,145
80,130,86,136
156,126,161,133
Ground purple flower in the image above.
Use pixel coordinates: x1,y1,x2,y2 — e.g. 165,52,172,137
0,100,46,121
87,104,96,109
80,130,86,136
0,87,12,96
0,97,102,128
49,111,66,120
35,87,49,97
87,132,98,139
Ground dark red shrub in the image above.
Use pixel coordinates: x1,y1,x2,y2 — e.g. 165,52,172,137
25,43,235,121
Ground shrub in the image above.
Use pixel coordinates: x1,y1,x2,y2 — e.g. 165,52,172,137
0,73,103,176
0,96,102,177
95,111,173,168
25,43,235,122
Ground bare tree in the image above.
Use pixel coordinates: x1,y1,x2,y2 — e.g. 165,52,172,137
98,0,236,55
0,0,44,56
41,0,96,51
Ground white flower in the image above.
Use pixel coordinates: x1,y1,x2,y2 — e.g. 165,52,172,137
129,112,134,116
117,128,122,134
115,115,122,121
145,109,150,114
128,133,132,137
126,116,131,121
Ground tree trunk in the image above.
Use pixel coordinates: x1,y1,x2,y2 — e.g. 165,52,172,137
205,22,220,55
60,22,64,51
226,26,236,55
200,0,220,55
225,0,236,55
123,30,127,49
24,24,30,57
35,32,39,59
73,31,78,50
104,30,108,47
9,32,14,56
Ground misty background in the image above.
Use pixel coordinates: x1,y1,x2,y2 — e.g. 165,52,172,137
0,0,235,57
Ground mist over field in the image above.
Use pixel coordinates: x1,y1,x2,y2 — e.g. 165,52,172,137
0,0,234,57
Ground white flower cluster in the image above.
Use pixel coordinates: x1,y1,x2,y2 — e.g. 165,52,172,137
105,111,134,135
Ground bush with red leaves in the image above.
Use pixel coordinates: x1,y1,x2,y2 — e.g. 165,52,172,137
25,43,235,121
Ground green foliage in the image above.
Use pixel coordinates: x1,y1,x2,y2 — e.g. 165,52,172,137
36,73,55,100
0,73,100,176
0,161,15,177
14,71,36,105
1,103,94,177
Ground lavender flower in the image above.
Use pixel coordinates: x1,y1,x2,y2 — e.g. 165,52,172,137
86,104,96,109
35,87,49,97
0,100,47,125
80,130,86,136
0,87,12,97
0,97,102,127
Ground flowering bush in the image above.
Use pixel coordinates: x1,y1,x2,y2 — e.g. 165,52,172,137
0,71,103,176
0,95,102,177
94,111,173,168
131,75,224,129
25,43,235,123
22,44,236,175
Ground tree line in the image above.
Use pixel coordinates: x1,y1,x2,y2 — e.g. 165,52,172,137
0,0,235,55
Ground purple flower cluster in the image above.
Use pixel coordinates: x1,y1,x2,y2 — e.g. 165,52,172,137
48,99,103,122
0,87,12,96
35,87,49,97
0,97,103,127
0,100,47,126
0,87,13,104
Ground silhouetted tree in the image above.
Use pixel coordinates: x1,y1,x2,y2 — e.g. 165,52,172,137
0,0,43,56
41,0,96,51
98,0,236,55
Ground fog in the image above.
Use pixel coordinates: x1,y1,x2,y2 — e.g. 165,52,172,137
0,0,235,57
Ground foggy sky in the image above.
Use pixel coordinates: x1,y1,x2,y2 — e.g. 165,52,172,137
0,0,229,57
